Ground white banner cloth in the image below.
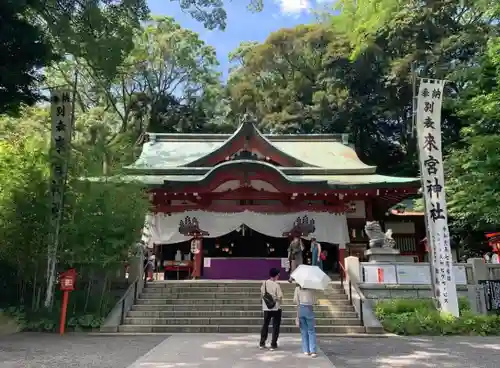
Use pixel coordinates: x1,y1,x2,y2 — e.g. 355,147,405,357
143,210,350,245
416,78,459,317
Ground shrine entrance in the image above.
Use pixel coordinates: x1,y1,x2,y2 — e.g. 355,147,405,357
204,226,289,258
149,211,346,280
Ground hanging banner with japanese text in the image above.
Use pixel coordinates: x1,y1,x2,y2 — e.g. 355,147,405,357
50,90,73,220
416,79,459,317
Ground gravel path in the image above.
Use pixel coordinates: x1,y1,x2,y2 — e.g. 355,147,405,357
0,333,165,368
319,336,500,368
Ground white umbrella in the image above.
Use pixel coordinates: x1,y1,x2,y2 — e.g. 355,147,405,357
290,264,331,290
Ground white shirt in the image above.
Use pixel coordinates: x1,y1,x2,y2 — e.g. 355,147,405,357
261,279,283,311
293,287,316,306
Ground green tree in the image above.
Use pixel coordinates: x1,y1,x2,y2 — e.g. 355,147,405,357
173,0,264,30
226,25,406,171
127,16,221,133
446,37,500,253
46,16,221,174
329,0,499,174
1,0,265,114
0,135,51,307
0,0,58,114
0,105,150,310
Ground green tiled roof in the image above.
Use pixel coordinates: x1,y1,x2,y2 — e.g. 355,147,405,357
271,141,374,171
119,122,419,188
128,139,226,169
84,172,420,189
126,132,374,173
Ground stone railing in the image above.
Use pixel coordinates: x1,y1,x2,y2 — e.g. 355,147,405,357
345,256,500,316
487,264,500,280
346,260,500,300
359,262,470,285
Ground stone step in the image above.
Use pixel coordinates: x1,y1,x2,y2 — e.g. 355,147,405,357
144,284,343,291
146,280,340,288
123,317,361,326
127,310,359,319
140,291,348,300
130,304,355,312
118,325,368,334
135,298,352,305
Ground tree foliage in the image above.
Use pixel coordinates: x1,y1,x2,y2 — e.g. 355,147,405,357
0,105,149,313
45,16,223,175
226,24,407,172
446,37,500,235
0,0,265,114
0,0,58,114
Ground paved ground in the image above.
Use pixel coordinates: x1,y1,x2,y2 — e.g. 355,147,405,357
0,333,165,368
125,334,334,368
1,333,500,368
319,336,500,368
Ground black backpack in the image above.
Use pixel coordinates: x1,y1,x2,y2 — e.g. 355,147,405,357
262,280,276,309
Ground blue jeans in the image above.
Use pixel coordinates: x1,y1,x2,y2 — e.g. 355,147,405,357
298,305,317,354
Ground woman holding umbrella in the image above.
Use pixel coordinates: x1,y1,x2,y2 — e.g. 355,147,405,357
291,264,331,357
294,283,318,357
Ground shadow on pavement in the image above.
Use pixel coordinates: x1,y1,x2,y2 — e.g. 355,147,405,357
319,336,500,368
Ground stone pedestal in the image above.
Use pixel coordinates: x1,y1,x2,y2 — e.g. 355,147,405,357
364,247,401,263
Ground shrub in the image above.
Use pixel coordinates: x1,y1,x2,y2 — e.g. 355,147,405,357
0,306,103,332
375,298,500,336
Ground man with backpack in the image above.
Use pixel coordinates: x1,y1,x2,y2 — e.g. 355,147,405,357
259,268,283,350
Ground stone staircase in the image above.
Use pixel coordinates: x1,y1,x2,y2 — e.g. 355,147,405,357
118,281,376,334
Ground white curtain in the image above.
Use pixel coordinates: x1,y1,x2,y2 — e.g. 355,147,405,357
143,210,350,246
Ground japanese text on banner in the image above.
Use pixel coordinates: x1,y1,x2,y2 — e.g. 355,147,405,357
416,79,459,317
50,90,73,220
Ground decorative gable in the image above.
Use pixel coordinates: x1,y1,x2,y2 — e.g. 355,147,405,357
185,119,311,168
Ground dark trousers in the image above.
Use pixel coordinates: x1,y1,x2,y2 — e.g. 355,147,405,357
259,309,282,347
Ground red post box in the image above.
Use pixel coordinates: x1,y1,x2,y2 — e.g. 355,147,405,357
60,269,76,291
59,268,77,335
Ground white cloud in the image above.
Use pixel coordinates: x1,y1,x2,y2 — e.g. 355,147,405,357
277,0,311,14
275,0,333,15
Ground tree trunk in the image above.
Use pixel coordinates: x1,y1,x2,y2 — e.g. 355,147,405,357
83,270,93,313
44,258,57,310
35,286,42,311
31,267,37,311
99,271,109,316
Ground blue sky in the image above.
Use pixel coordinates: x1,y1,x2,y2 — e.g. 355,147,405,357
147,0,333,76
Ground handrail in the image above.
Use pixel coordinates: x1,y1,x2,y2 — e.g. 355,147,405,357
119,263,149,324
119,276,139,325
339,262,365,326
101,257,148,332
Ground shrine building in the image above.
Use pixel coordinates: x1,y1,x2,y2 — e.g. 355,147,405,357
126,120,423,280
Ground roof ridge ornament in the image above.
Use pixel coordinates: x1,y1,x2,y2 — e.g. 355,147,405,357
241,112,256,126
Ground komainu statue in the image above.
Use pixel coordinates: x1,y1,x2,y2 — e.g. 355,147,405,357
364,221,396,249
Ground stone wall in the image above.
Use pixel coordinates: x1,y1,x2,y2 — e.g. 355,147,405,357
345,256,500,301
360,284,469,300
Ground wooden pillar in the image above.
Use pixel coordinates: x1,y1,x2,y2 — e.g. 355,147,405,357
192,237,203,279
338,242,346,274
365,198,374,221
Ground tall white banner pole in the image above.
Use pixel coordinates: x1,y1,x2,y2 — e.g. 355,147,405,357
416,78,459,317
